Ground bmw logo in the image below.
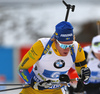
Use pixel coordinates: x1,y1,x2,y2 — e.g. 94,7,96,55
54,59,65,69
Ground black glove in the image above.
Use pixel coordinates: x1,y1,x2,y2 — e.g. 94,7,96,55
74,79,84,92
36,80,52,89
81,67,91,84
30,78,52,90
59,74,70,83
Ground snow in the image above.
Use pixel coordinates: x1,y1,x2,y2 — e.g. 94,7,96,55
0,88,21,94
0,1,100,47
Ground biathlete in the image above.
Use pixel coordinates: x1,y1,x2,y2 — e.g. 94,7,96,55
83,35,100,94
18,21,90,94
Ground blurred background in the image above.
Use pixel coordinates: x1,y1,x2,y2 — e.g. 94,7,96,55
0,0,100,93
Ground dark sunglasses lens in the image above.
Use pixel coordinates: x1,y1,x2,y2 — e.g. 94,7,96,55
94,42,100,45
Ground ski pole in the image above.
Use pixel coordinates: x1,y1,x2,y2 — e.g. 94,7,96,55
0,85,31,92
0,83,30,86
97,21,100,35
0,78,77,92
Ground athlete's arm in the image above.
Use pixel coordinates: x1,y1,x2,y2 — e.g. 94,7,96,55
75,44,91,84
75,44,87,75
18,40,44,83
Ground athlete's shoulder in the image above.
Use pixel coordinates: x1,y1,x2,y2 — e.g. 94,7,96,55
38,38,50,41
83,46,91,53
74,41,83,50
72,41,81,56
73,41,83,47
38,38,50,47
73,41,79,51
73,41,78,46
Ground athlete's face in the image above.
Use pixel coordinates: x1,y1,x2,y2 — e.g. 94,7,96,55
55,40,73,56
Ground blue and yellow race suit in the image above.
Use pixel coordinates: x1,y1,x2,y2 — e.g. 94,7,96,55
18,38,87,94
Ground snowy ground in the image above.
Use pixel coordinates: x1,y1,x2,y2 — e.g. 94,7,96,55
2,88,21,94
0,86,21,94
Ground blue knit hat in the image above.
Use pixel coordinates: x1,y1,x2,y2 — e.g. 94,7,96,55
54,21,74,41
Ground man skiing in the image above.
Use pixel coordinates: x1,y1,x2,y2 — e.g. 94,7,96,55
18,21,90,94
83,35,100,94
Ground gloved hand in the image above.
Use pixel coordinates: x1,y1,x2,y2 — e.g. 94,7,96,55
73,79,84,92
59,74,70,83
81,67,91,84
59,74,70,87
30,78,52,90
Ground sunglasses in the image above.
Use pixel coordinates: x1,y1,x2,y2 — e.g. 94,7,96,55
56,40,73,49
93,42,100,46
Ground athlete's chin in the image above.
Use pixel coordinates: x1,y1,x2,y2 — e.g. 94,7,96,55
61,52,68,56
